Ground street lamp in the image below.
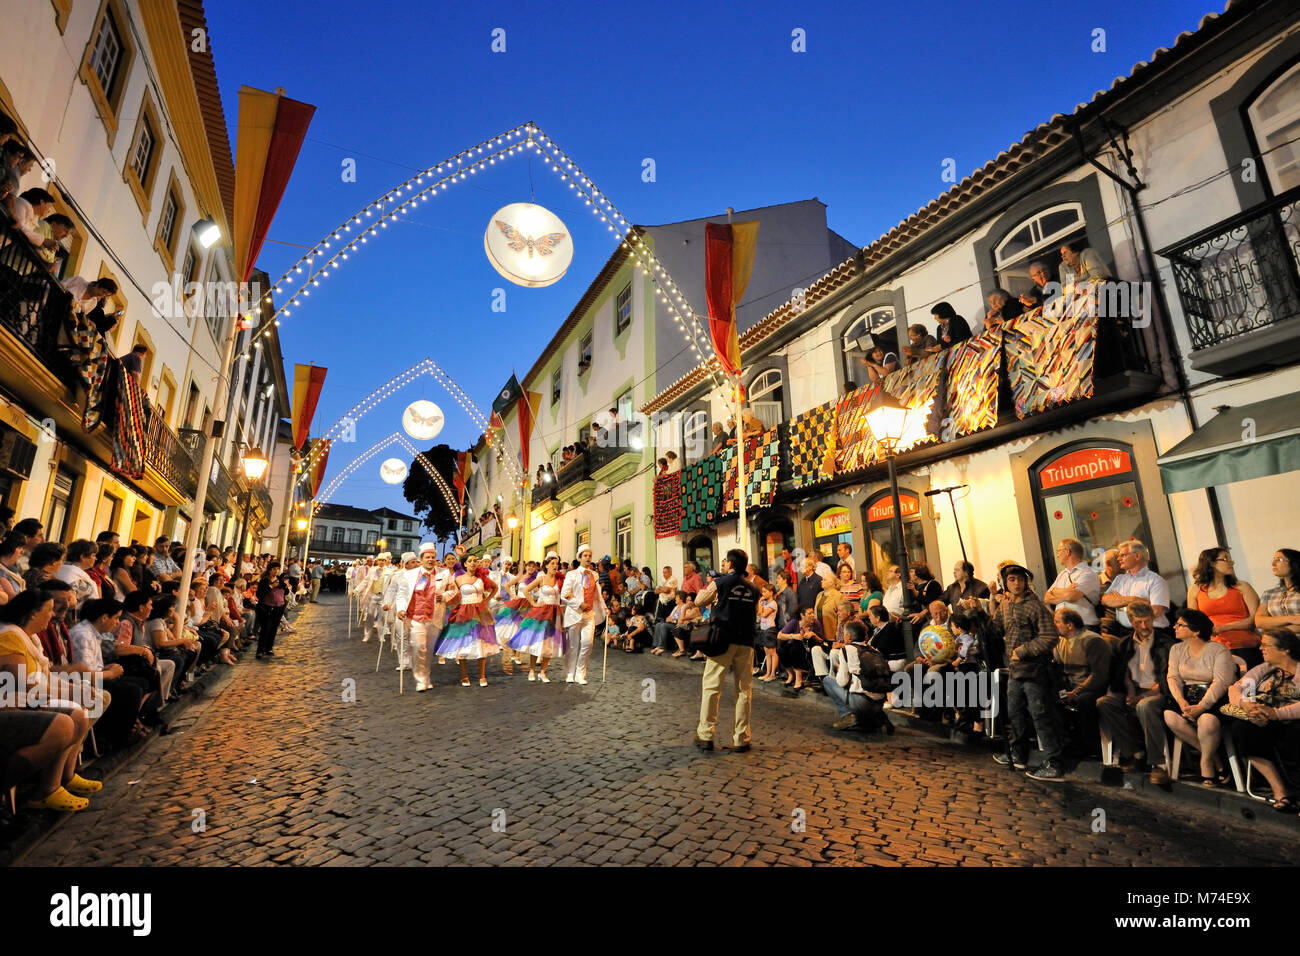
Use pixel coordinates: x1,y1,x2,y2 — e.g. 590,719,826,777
235,446,268,575
864,391,918,623
296,516,308,532
505,512,520,531
376,538,387,554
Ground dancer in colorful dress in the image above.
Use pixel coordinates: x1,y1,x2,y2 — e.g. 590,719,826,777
510,554,565,682
437,554,499,687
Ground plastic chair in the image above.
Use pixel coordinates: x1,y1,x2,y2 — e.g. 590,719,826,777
1168,732,1245,792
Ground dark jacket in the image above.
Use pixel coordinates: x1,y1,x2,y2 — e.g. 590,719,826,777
795,572,823,612
995,590,1058,679
775,586,798,631
1109,629,1176,697
712,571,759,647
867,620,906,661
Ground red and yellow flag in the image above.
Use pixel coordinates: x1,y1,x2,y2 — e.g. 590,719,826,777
307,439,331,498
291,364,327,450
518,390,541,478
452,451,471,507
704,221,759,377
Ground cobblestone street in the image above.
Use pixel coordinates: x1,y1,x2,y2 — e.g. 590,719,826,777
19,595,1300,867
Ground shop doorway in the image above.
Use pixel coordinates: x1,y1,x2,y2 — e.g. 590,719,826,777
759,516,794,579
1032,442,1151,574
861,490,926,581
687,535,714,574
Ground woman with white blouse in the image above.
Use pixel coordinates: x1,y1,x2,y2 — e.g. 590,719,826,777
1163,608,1237,786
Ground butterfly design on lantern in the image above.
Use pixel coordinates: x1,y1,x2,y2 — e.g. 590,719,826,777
494,220,568,258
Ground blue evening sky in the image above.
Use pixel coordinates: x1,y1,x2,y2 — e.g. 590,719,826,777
204,0,1213,518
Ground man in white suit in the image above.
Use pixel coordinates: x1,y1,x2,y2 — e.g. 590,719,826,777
560,544,605,684
393,543,448,692
383,552,419,670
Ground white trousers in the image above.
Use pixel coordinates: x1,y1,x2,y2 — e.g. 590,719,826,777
407,619,438,689
363,594,383,641
564,619,596,681
157,658,176,702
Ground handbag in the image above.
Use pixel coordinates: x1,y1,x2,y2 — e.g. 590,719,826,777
1182,682,1209,706
688,619,730,657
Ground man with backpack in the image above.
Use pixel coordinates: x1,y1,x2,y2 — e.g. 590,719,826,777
694,548,760,753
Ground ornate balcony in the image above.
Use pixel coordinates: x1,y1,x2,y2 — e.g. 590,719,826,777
1159,185,1300,376
554,448,596,505
530,475,561,523
145,415,198,503
0,223,73,385
178,428,235,513
588,423,644,486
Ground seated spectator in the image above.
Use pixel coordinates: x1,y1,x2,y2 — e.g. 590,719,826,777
1052,607,1111,759
621,610,648,652
24,541,64,591
821,619,894,734
812,599,859,681
0,708,90,813
1096,600,1176,783
1254,548,1300,636
864,603,906,666
151,536,181,583
53,539,100,609
1101,540,1170,632
670,592,701,658
651,590,686,655
1162,608,1237,786
126,593,198,696
1218,629,1300,812
858,570,884,614
777,605,825,693
944,560,990,610
62,597,148,750
836,558,862,603
927,301,972,351
87,544,114,601
901,323,939,361
0,532,26,603
1186,546,1260,668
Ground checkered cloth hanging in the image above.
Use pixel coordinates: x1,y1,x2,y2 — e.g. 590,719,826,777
835,385,881,475
720,428,780,515
680,454,725,532
945,331,1001,437
788,399,836,488
881,351,944,449
653,472,683,539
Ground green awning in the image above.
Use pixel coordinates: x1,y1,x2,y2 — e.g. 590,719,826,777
1158,392,1300,494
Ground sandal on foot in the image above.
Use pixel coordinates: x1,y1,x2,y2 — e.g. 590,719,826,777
29,786,89,811
66,773,103,796
479,678,488,687
1271,796,1299,812
461,678,471,687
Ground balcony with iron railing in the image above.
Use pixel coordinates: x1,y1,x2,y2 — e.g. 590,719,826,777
145,414,198,501
178,429,235,513
0,222,74,385
553,446,596,505
588,421,645,486
1159,184,1300,376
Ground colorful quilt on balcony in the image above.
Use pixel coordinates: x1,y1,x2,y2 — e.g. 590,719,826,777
100,358,147,481
835,384,882,474
1004,309,1096,418
788,398,837,488
653,472,683,539
881,351,945,447
720,429,780,515
945,331,1001,437
680,454,725,532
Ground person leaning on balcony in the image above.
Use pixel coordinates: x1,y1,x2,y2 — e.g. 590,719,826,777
926,301,972,352
901,323,938,361
665,450,679,473
1027,260,1060,303
1,143,37,221
1017,286,1045,322
1058,242,1112,287
859,344,893,385
11,187,58,256
709,422,728,456
36,213,73,272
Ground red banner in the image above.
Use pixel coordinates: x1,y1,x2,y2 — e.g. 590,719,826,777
291,364,326,450
704,221,758,377
866,494,919,523
308,439,331,498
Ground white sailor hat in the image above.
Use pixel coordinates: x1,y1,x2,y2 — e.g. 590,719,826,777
401,551,417,563
377,551,392,561
418,542,438,555
545,551,560,561
577,544,593,557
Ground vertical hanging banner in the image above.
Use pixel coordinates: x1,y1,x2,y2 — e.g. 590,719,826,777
234,86,317,283
291,364,327,450
704,221,760,376
308,439,331,498
518,390,541,479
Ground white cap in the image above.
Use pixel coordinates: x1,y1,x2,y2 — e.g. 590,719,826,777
418,542,438,555
545,551,560,561
577,544,593,557
401,552,416,563
377,551,392,561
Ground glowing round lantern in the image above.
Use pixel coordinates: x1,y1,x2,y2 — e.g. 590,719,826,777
402,400,444,441
483,202,573,288
379,458,408,485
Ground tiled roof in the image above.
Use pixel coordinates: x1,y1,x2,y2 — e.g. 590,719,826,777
315,503,381,523
640,0,1258,414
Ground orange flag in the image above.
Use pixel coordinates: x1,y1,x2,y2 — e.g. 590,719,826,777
291,364,327,450
308,439,331,498
704,221,759,377
518,390,541,478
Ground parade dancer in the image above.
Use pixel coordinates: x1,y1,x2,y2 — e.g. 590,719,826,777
362,553,391,643
560,544,606,685
494,560,536,676
394,544,447,692
384,552,418,671
511,553,565,682
437,554,500,687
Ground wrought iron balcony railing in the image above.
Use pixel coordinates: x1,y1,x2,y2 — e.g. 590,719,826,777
1159,184,1300,352
178,428,234,512
554,448,592,490
0,222,73,379
146,414,198,499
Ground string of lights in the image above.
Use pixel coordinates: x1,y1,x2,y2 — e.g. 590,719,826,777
313,430,459,521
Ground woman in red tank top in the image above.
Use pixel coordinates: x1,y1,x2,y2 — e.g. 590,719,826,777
1186,548,1261,667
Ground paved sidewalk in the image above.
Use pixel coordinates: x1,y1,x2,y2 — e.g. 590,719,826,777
19,594,1300,866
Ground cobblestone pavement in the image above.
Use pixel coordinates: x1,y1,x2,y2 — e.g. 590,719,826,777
19,594,1300,867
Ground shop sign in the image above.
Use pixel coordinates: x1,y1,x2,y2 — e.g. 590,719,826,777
1039,447,1132,490
813,506,852,536
866,494,919,523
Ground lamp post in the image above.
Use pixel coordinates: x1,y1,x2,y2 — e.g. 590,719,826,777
235,445,268,575
864,391,917,624
505,510,520,566
296,514,310,564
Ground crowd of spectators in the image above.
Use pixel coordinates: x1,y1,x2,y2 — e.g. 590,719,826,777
0,505,311,816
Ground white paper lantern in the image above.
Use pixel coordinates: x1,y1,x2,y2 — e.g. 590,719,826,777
484,202,573,288
379,458,408,484
402,400,444,441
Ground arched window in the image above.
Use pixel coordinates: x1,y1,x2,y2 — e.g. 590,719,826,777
1248,60,1300,194
841,307,894,384
683,410,709,461
992,202,1087,294
748,368,784,429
